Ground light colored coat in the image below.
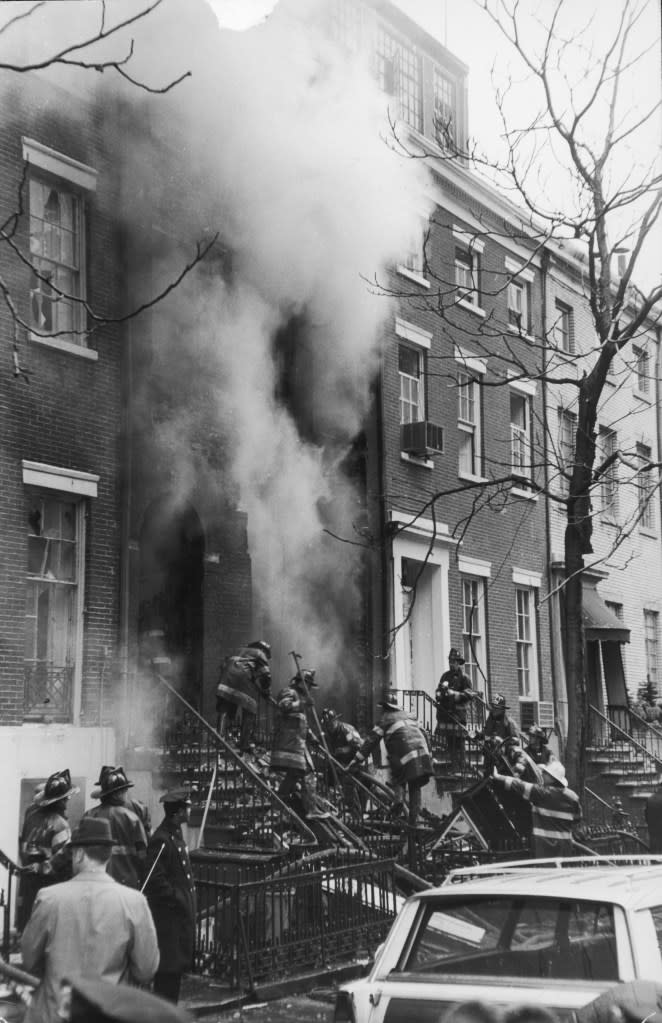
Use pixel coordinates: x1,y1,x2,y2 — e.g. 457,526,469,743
21,869,159,1023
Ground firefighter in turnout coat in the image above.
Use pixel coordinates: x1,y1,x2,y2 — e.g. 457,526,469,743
350,694,432,824
271,671,317,816
143,788,196,1005
216,640,272,752
492,758,581,857
84,767,147,889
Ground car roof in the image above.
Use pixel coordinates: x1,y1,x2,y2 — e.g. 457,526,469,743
417,856,662,911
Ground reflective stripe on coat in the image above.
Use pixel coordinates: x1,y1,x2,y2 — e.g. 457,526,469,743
360,709,432,784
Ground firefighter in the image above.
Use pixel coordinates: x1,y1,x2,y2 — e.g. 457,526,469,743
523,724,555,767
435,647,473,769
478,693,522,774
17,769,78,930
271,670,317,816
84,767,147,888
349,693,432,825
215,639,272,753
492,758,581,857
320,708,362,767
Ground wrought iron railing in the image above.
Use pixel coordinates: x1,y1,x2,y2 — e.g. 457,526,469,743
399,688,487,736
192,850,397,991
610,704,662,765
23,663,73,721
156,674,318,855
581,786,648,852
588,703,661,782
0,848,20,957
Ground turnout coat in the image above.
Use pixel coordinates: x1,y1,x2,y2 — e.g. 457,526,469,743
271,685,312,773
144,817,197,974
216,646,271,715
359,709,432,786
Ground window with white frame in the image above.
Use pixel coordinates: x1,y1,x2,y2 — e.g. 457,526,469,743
597,426,619,518
508,279,530,332
458,369,482,477
399,344,424,424
644,610,659,689
24,139,96,347
433,67,456,149
637,442,655,530
375,24,422,131
461,575,485,688
510,389,533,483
633,345,650,396
557,407,577,497
515,586,538,699
25,493,82,719
455,248,480,305
552,300,574,354
402,221,427,277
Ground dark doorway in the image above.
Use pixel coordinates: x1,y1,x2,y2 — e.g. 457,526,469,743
138,499,205,709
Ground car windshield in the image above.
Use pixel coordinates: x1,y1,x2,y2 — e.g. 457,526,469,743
397,895,618,982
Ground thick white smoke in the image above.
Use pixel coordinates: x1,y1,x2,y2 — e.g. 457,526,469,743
9,0,435,690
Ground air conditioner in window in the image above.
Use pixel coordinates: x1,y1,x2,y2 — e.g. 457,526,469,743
520,700,555,732
401,421,444,457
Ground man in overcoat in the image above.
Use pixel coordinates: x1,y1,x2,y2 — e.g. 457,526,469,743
21,816,159,1023
143,788,196,1004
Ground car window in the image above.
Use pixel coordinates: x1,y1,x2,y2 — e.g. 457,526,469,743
648,905,662,959
398,896,618,981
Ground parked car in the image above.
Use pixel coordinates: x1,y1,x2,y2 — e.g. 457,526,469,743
334,856,662,1023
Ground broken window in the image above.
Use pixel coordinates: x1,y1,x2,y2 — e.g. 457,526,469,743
29,175,84,339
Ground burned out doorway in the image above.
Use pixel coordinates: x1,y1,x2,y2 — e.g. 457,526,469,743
138,499,205,710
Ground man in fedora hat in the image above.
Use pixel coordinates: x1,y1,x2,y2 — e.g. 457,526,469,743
435,647,474,770
21,816,159,1023
17,769,78,930
84,767,148,888
349,692,432,824
492,757,582,857
143,789,196,1004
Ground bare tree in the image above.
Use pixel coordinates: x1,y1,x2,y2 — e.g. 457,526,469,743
374,0,661,789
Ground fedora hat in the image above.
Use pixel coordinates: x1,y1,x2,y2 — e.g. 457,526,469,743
91,766,134,799
70,816,115,847
40,769,80,807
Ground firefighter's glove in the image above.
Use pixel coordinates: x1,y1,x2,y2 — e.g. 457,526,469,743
348,754,364,772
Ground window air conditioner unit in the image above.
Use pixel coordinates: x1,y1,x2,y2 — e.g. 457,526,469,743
401,421,444,457
520,700,555,732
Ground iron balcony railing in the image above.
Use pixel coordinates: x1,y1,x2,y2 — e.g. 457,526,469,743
399,687,488,736
23,663,73,721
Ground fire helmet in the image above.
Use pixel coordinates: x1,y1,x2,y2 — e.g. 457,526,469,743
293,669,318,689
489,693,508,711
248,640,271,659
542,759,568,787
40,769,80,807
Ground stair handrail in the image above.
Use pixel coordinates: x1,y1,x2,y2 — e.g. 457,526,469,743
619,704,662,763
399,688,488,738
153,672,318,848
590,702,662,769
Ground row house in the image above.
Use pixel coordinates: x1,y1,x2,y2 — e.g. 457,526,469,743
351,0,661,746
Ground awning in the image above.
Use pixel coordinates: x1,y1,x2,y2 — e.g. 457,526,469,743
582,586,630,643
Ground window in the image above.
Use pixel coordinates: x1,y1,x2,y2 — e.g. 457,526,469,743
633,346,650,396
553,301,574,353
557,408,577,497
644,610,659,689
637,443,655,530
458,369,482,476
25,494,82,720
510,391,532,481
508,279,529,332
597,427,619,518
433,68,456,148
455,248,480,305
515,587,538,698
29,175,84,338
375,25,422,131
461,576,485,688
402,222,426,277
330,0,363,51
399,344,424,424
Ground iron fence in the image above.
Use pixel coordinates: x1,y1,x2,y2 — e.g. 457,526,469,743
192,853,398,990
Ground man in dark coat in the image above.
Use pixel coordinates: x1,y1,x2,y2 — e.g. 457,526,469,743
144,788,196,1005
645,779,662,852
84,767,147,888
350,693,432,824
215,640,272,752
435,647,473,769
